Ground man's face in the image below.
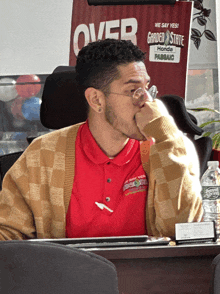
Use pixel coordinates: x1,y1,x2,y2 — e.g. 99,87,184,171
104,61,150,141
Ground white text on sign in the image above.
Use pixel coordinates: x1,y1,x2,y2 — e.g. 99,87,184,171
73,18,138,56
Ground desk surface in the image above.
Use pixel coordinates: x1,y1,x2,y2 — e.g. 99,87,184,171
85,242,220,294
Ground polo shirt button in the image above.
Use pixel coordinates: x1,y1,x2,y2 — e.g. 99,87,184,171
106,197,110,202
107,178,111,183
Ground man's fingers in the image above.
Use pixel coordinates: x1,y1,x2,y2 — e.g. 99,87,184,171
135,99,169,133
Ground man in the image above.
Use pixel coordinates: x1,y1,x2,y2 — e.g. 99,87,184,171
0,39,203,240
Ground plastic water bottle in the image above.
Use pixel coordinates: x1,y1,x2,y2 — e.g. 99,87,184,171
201,161,220,237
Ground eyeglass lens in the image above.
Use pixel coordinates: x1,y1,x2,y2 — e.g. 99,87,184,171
132,88,153,106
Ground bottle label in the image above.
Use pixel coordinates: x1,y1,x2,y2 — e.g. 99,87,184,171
202,186,220,200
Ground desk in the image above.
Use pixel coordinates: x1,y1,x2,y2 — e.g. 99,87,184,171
88,243,220,294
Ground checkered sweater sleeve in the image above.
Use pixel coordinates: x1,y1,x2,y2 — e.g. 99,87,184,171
142,116,203,237
0,124,80,240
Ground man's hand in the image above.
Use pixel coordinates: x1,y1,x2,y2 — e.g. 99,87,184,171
135,99,169,135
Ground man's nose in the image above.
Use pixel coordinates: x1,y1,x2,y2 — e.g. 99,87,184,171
137,91,153,107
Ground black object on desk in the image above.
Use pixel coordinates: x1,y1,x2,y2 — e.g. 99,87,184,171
29,235,171,248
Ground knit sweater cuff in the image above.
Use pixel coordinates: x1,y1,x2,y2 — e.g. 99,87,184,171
142,116,179,143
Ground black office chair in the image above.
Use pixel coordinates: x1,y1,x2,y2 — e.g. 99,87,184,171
0,240,119,294
209,253,220,294
40,66,212,178
0,151,23,190
40,66,87,129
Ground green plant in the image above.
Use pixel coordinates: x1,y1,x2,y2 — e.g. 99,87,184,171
188,107,220,149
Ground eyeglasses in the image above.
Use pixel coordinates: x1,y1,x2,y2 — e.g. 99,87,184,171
108,87,154,106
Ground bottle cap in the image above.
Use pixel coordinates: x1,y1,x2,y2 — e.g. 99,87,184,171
208,161,219,168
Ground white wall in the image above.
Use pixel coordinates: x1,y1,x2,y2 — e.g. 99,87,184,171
0,0,73,75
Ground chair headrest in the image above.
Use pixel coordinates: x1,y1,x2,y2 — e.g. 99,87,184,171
40,66,87,129
158,95,203,136
41,66,203,136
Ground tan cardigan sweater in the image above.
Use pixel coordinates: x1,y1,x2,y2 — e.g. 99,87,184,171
0,116,203,240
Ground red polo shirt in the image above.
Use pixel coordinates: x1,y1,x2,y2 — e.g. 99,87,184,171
66,120,148,238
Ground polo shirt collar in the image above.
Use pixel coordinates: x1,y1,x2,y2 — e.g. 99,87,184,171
81,120,139,166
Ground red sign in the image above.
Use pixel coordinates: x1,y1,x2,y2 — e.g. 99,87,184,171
69,0,192,98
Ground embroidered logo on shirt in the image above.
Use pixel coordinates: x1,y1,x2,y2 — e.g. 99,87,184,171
123,175,148,196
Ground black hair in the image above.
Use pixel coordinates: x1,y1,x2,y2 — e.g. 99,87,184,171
76,39,146,95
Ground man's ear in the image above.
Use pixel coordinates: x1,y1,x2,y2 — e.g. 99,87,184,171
84,87,104,113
